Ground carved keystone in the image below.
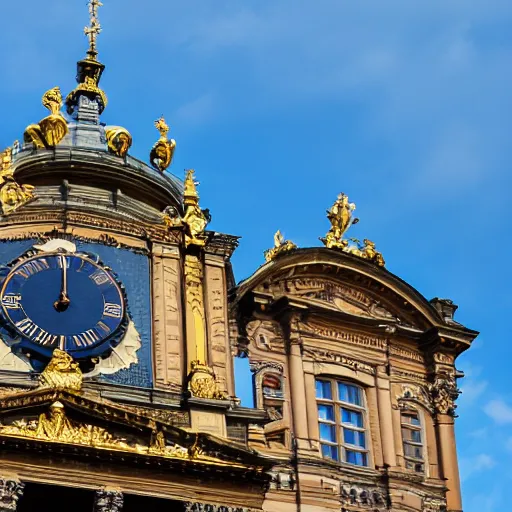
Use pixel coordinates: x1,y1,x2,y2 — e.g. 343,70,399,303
93,489,124,512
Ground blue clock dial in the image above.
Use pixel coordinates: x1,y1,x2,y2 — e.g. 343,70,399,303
0,252,126,356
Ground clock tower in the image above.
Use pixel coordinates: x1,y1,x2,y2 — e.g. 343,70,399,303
0,2,477,512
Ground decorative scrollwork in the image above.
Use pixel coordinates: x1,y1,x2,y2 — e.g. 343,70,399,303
188,361,227,400
429,372,460,416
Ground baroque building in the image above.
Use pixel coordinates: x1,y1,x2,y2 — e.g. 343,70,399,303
0,3,476,512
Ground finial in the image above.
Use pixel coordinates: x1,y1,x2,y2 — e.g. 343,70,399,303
182,170,210,247
84,0,103,61
150,117,176,172
264,230,297,262
320,193,385,267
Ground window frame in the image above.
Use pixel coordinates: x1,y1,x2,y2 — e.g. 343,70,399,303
316,378,371,467
400,407,426,474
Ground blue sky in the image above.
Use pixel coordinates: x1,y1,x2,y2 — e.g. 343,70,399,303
1,1,511,509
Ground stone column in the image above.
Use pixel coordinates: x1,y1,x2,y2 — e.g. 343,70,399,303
376,369,397,468
93,489,124,512
430,372,462,512
0,477,24,511
287,324,309,450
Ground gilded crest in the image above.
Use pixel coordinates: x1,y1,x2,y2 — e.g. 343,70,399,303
105,126,133,157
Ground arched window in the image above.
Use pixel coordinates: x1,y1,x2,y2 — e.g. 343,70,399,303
401,409,425,473
315,378,369,466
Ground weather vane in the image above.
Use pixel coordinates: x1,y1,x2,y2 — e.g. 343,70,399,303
84,0,103,59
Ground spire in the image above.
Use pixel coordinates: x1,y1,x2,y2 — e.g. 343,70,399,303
65,0,107,122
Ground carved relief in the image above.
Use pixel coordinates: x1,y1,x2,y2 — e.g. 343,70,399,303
340,484,387,510
184,504,258,512
299,321,388,351
185,254,207,363
396,384,433,413
263,277,399,322
205,265,229,393
0,477,24,511
429,372,460,416
389,343,425,363
422,496,447,512
246,320,285,354
152,253,183,389
302,347,376,375
93,489,124,512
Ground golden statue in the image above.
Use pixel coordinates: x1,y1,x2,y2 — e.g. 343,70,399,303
39,349,83,392
24,87,69,149
182,170,209,247
322,193,358,249
150,117,176,172
0,147,35,216
360,239,385,267
264,230,297,262
321,194,385,267
105,126,133,157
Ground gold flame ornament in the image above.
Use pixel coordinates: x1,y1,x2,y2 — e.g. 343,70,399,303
24,87,69,149
150,117,176,172
105,126,133,157
264,230,297,262
0,146,35,216
321,194,385,267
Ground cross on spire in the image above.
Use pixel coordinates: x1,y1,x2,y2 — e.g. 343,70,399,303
84,0,103,60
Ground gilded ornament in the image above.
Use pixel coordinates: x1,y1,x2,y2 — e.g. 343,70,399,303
321,193,385,267
183,170,209,247
84,0,103,60
24,87,69,149
39,349,83,392
188,360,227,400
105,126,133,157
150,117,176,172
0,146,35,216
66,76,108,114
264,230,297,262
162,205,182,228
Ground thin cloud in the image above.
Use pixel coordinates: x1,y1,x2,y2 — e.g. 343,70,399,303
484,399,512,425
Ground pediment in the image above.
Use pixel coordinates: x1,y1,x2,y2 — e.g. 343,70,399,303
0,388,269,474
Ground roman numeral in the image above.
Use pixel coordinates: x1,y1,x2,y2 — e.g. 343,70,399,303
33,329,58,347
90,270,110,286
16,259,50,278
1,294,21,309
72,329,100,348
15,318,38,337
103,303,122,318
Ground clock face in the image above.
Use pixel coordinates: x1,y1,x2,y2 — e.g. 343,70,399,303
0,252,126,358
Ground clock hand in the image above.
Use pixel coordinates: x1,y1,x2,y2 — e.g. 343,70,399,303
54,255,71,312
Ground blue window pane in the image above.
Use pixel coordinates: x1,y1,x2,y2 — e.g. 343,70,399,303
342,408,363,428
338,383,362,405
411,415,420,426
316,380,332,400
344,428,366,448
318,404,334,422
411,430,422,443
319,423,336,442
321,444,339,461
346,450,368,466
